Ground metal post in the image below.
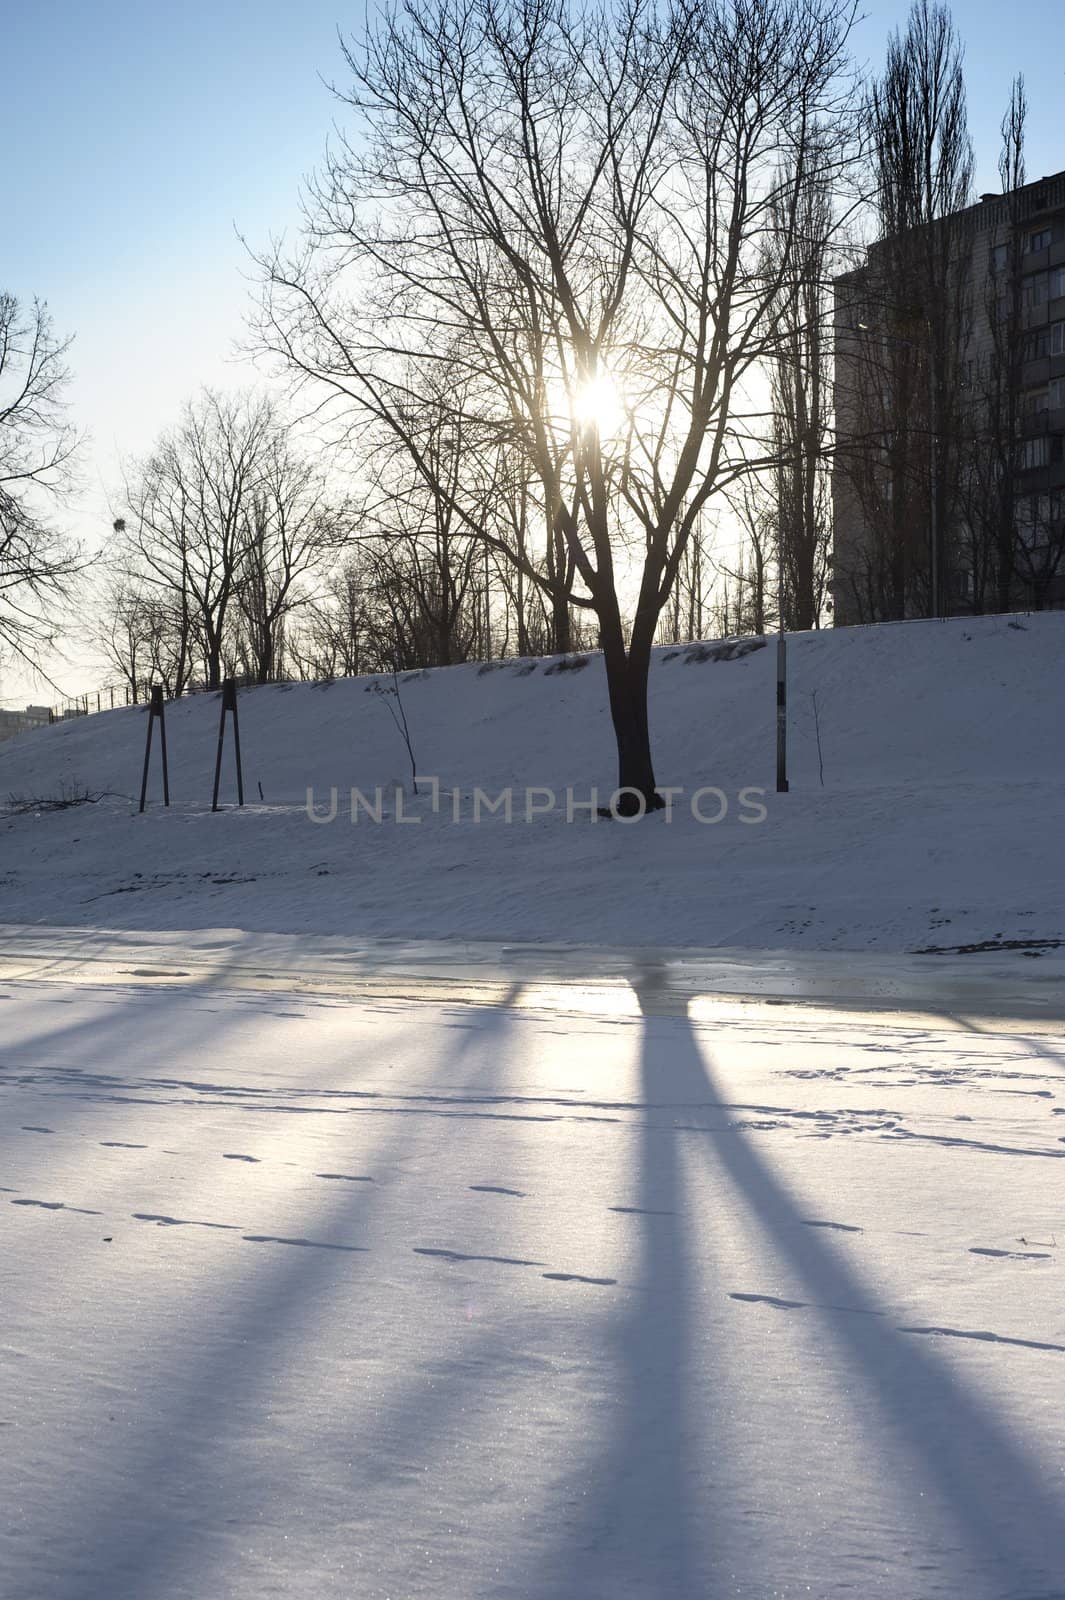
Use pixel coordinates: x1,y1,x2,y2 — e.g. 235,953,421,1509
930,434,939,618
139,704,155,814
776,632,788,793
230,682,244,807
212,679,244,811
159,691,170,806
211,691,226,813
929,344,939,620
139,686,169,812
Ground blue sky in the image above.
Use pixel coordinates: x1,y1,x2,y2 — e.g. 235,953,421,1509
2,0,1063,700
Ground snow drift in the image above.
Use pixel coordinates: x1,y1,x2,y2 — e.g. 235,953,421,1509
0,612,1062,952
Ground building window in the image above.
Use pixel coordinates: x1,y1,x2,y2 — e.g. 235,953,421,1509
1022,386,1050,416
1023,321,1065,361
1024,227,1052,253
1022,271,1050,309
992,242,1009,273
1022,437,1050,470
1052,266,1065,300
1017,491,1064,547
1050,378,1065,411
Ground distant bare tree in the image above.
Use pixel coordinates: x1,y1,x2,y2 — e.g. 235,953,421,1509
233,440,349,683
835,0,974,621
961,76,1051,614
660,517,715,643
0,295,82,665
290,557,377,679
95,568,167,702
114,392,273,690
359,386,486,668
768,143,835,628
111,392,342,690
721,484,773,634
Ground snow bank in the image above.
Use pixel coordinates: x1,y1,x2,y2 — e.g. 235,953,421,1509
1,613,1062,952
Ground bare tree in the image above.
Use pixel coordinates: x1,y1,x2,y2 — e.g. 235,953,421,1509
1013,491,1065,610
233,439,349,683
358,387,487,668
720,483,773,634
290,556,377,679
0,295,82,666
256,0,860,810
94,572,161,702
962,75,1027,613
835,0,974,621
110,394,349,690
768,143,835,629
660,515,715,643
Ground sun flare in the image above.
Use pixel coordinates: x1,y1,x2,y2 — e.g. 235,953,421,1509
570,371,626,437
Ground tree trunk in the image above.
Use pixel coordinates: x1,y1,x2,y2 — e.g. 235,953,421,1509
206,637,223,690
551,587,571,655
995,479,1014,613
600,619,663,814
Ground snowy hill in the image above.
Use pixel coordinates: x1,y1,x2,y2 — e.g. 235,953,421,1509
1,612,1062,953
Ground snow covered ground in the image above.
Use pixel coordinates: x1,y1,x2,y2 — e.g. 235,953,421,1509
2,959,1064,1599
3,618,1064,1595
1,611,1063,953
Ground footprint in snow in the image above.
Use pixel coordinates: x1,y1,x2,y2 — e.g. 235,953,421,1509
542,1272,617,1286
969,1246,1051,1261
608,1205,675,1216
415,1246,543,1267
222,1153,260,1163
899,1324,1065,1353
243,1234,367,1252
731,1291,805,1310
133,1213,240,1231
470,1184,526,1197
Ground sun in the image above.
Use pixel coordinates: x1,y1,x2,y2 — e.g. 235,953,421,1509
570,371,626,437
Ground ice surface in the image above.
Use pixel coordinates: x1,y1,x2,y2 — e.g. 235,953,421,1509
2,967,1063,1599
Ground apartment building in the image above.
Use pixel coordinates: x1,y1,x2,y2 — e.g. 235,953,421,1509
0,705,52,744
832,169,1065,624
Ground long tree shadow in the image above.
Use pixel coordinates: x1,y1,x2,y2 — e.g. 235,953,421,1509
0,970,415,1210
533,979,703,1599
22,984,535,1600
634,968,1065,1597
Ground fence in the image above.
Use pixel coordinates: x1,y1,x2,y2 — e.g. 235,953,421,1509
0,675,270,743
